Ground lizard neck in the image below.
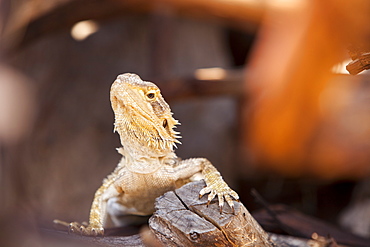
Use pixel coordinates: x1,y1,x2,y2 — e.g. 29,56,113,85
117,147,177,174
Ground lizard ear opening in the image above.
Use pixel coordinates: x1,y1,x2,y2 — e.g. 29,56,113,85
111,96,118,110
111,96,124,112
163,119,168,129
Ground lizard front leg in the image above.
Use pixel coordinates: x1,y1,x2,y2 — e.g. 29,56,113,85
174,158,239,213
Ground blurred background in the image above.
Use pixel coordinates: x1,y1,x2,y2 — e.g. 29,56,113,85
0,0,370,246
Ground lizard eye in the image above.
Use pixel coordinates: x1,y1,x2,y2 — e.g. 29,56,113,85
146,90,156,100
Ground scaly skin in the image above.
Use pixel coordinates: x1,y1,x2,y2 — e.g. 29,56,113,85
54,73,239,236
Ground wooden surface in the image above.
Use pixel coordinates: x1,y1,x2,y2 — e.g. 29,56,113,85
149,180,273,246
40,228,144,247
253,204,370,247
39,182,367,246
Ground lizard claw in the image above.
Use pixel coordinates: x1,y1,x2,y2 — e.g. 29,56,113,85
199,180,239,214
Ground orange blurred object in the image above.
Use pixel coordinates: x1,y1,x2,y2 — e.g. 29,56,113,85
244,0,370,179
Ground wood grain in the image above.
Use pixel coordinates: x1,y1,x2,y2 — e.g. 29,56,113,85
149,180,273,246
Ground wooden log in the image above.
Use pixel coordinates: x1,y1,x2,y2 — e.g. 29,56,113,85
346,52,370,75
253,204,370,247
6,0,262,51
158,68,245,101
149,180,273,246
346,44,370,75
40,228,145,247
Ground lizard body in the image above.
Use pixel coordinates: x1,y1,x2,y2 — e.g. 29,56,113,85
55,73,238,236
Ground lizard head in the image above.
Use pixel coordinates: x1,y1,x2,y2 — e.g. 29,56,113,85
110,73,181,157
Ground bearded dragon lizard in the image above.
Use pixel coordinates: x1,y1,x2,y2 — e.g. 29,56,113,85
54,73,239,236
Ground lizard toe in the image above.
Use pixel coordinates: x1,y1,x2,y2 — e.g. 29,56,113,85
68,222,83,234
224,194,236,214
199,186,212,198
217,193,225,210
207,190,217,204
83,226,104,237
